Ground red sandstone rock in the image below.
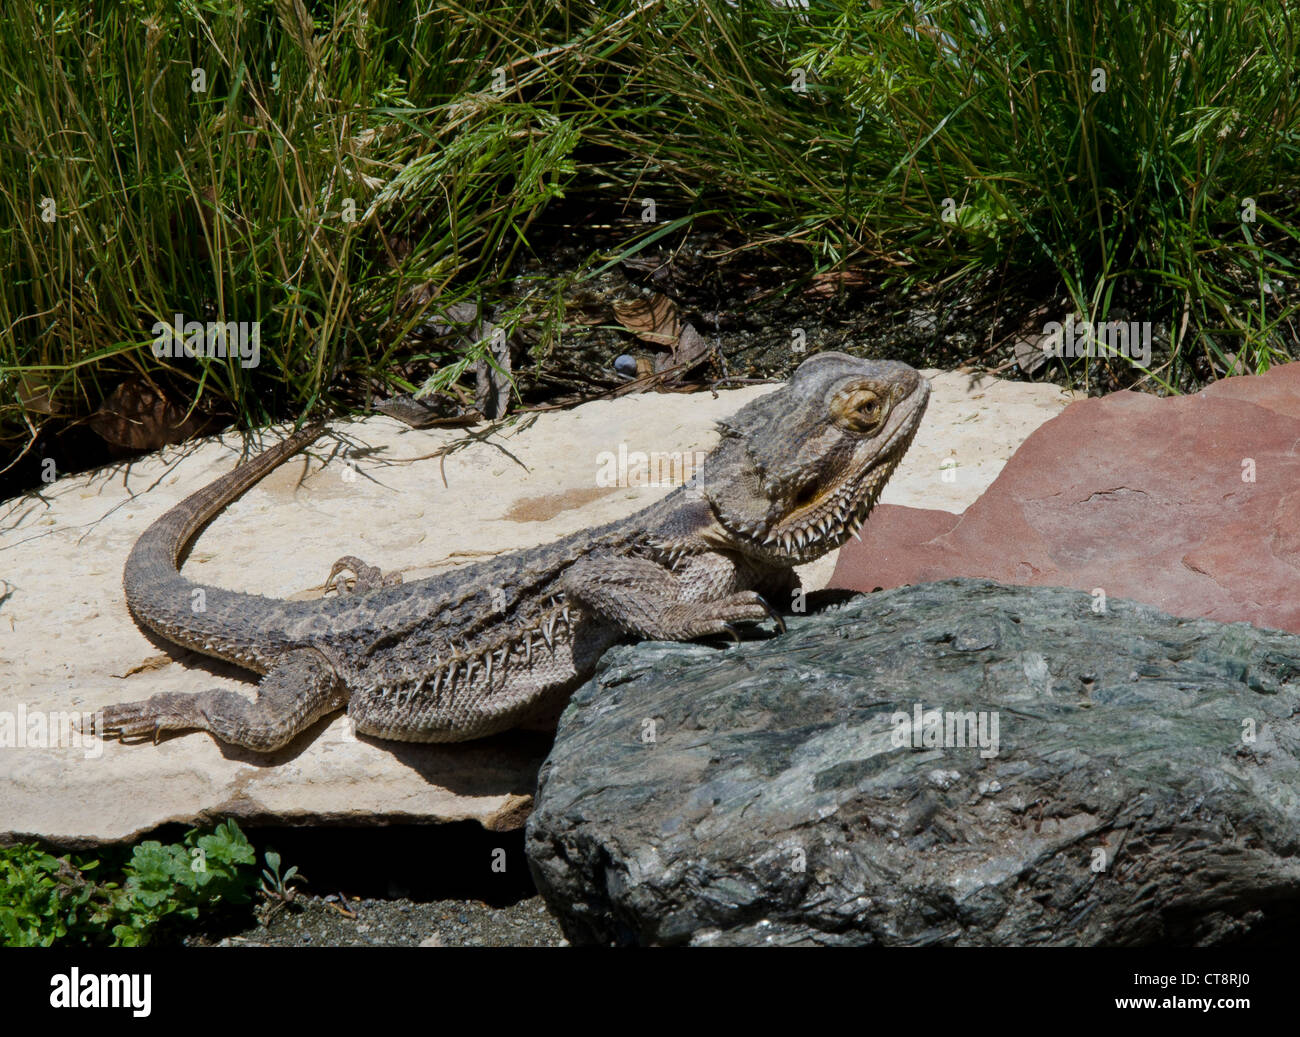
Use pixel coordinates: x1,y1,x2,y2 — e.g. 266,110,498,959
831,363,1300,633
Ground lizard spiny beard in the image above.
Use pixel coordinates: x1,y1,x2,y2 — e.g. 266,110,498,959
754,421,918,564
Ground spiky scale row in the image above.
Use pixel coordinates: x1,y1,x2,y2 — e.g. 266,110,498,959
363,594,578,706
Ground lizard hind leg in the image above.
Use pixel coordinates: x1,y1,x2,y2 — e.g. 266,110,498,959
95,648,346,751
326,555,403,595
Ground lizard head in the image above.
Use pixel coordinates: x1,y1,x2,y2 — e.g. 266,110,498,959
700,352,929,564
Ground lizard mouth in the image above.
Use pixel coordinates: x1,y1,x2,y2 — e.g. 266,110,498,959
758,453,896,560
753,402,924,562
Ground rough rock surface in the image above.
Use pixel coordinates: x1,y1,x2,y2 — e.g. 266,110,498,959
526,580,1300,946
0,371,1075,845
831,363,1300,634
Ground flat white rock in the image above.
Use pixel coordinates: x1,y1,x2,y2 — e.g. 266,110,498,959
0,371,1078,844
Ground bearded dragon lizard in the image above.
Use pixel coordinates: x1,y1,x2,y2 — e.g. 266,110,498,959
99,352,929,749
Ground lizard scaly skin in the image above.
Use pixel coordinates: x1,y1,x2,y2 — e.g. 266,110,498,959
99,352,929,749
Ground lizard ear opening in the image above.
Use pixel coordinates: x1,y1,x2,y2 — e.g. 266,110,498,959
791,479,821,512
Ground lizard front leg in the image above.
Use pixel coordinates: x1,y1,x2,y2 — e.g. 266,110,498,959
94,648,346,751
561,554,784,641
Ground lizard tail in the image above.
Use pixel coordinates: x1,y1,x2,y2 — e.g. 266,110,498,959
122,423,327,659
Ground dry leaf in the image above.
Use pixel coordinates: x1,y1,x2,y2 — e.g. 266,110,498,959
17,375,61,415
88,378,217,451
612,294,680,346
374,395,479,428
673,323,713,371
569,303,608,326
804,270,870,299
114,654,175,678
474,321,513,420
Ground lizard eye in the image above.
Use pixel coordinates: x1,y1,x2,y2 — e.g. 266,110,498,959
831,385,887,433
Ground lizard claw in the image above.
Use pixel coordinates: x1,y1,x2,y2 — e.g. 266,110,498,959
755,594,787,635
93,697,189,743
327,556,402,595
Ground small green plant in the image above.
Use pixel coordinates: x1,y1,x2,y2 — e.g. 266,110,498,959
0,844,118,947
112,819,259,945
257,849,306,923
0,819,275,946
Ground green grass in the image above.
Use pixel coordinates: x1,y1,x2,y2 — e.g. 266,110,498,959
1,0,1297,469
817,0,1300,390
0,0,583,457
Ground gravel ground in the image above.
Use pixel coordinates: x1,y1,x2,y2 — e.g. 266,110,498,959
189,894,566,947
